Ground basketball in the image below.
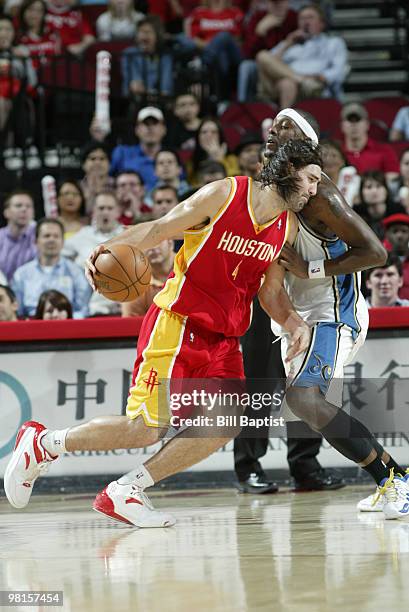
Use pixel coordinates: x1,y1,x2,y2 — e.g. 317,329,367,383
94,244,151,302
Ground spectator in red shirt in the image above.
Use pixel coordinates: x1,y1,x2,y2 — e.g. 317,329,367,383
341,102,400,183
17,0,60,70
382,213,409,300
238,0,297,101
0,15,37,131
45,0,95,57
183,0,243,99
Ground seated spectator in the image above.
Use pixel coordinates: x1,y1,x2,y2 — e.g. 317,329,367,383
121,16,173,99
365,253,409,308
151,184,178,220
340,102,399,182
321,139,360,206
45,0,95,57
381,213,409,300
96,0,144,42
0,15,37,131
115,170,151,224
152,150,191,199
390,106,409,142
256,4,347,108
110,106,167,190
355,170,400,240
16,0,60,70
35,288,72,318
187,117,239,186
11,217,91,318
238,0,297,102
0,284,18,321
235,133,263,179
0,189,36,282
183,0,243,100
197,159,227,186
63,191,123,264
166,92,201,152
57,180,88,239
63,192,123,315
80,142,114,215
389,148,409,212
122,239,175,316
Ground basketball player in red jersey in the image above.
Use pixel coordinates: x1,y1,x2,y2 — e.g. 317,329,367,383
5,139,322,527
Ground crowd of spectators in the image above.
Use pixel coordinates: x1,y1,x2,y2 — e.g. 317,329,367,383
0,0,409,322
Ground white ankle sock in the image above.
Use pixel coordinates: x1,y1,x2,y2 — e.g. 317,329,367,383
117,464,155,490
41,428,70,456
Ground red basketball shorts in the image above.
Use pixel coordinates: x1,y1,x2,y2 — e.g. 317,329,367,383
126,304,245,427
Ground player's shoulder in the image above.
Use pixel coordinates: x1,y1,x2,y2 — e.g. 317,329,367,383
308,173,343,211
197,177,235,199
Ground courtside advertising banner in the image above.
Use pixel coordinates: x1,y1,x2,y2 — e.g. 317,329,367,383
0,335,408,478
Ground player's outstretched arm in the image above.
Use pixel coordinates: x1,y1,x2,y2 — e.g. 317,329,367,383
85,179,232,287
259,260,310,362
309,176,387,275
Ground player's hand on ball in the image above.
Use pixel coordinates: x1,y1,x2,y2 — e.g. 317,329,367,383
278,243,308,279
85,244,107,290
286,323,311,362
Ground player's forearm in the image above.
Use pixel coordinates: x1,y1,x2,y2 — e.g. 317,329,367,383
322,244,387,276
103,220,164,251
259,284,305,334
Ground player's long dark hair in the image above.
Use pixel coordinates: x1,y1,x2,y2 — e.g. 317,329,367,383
258,139,322,201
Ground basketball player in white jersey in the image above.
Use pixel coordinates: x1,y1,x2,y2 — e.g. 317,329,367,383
264,109,409,519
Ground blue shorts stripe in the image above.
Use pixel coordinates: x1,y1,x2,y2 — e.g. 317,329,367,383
291,322,343,395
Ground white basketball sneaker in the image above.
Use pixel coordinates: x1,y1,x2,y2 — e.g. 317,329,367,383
93,481,176,528
4,421,58,509
380,471,409,520
357,487,385,512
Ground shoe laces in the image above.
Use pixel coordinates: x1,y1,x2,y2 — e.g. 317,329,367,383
129,484,154,510
370,486,382,507
374,468,396,505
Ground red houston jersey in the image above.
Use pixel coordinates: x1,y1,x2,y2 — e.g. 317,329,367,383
154,176,295,337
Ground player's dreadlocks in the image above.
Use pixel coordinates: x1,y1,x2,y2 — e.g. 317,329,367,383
258,139,322,202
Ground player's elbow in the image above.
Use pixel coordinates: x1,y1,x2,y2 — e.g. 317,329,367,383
369,241,388,267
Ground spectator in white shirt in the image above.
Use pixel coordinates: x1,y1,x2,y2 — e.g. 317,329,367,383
96,0,144,42
63,191,124,315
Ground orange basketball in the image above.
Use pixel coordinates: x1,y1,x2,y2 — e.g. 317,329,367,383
94,244,151,302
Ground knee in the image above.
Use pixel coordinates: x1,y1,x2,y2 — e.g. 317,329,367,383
256,50,271,66
285,386,323,431
126,417,166,446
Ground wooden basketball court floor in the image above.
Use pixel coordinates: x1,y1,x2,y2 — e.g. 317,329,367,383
0,486,408,612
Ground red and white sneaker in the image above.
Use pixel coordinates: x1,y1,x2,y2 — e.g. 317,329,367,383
4,421,58,509
93,481,176,528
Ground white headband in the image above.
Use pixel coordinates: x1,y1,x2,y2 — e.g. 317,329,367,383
275,108,319,144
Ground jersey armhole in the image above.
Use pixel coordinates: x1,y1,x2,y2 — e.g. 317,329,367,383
184,177,237,235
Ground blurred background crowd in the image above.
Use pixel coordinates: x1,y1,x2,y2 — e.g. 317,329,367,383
0,0,409,322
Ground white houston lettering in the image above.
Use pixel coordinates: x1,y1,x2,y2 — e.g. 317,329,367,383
217,230,279,262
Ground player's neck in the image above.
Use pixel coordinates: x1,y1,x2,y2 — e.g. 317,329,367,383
252,181,287,224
